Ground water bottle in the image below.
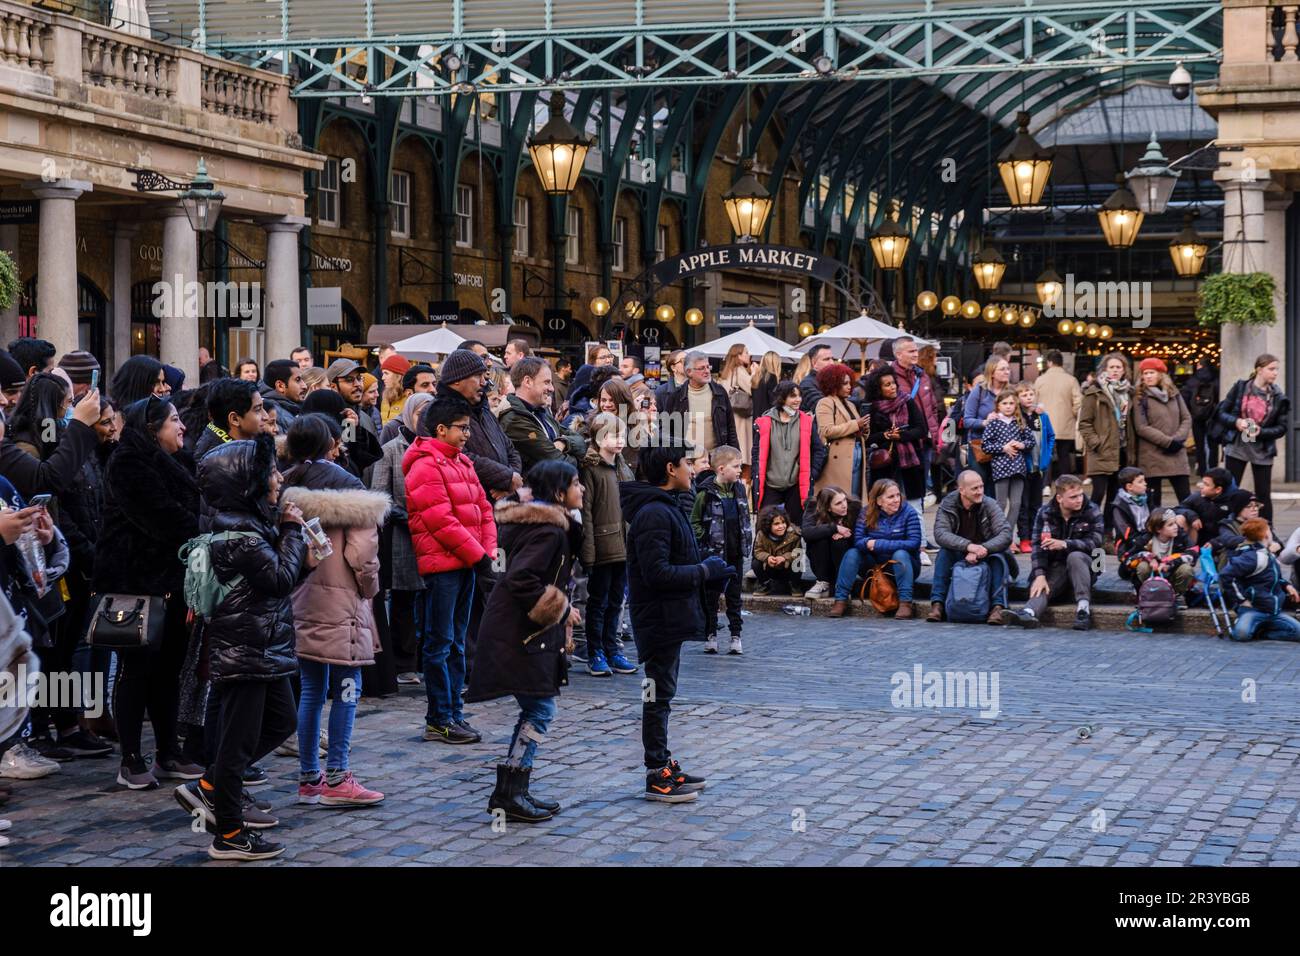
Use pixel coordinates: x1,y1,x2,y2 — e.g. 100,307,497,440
782,604,811,617
17,529,47,596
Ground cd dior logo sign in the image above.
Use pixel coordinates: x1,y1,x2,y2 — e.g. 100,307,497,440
1042,274,1152,328
49,886,152,936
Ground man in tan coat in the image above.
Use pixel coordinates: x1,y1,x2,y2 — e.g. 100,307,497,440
1035,351,1083,478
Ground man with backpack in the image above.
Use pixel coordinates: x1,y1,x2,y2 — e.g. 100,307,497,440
926,469,1013,624
1181,357,1220,475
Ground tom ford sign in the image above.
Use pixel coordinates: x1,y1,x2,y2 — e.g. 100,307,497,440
650,243,838,287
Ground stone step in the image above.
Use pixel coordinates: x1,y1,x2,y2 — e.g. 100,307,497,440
741,593,1234,635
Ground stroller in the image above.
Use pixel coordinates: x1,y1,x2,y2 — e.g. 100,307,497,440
1194,546,1234,638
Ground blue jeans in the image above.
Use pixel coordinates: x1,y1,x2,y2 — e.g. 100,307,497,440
297,660,360,775
851,440,863,499
505,695,557,769
422,569,475,726
585,561,627,657
834,547,914,601
1231,609,1300,642
930,548,1008,608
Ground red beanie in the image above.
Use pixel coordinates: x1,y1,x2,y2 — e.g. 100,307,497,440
381,354,412,376
1138,357,1167,375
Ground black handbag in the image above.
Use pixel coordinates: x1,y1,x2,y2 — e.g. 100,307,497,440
17,584,67,649
86,593,167,650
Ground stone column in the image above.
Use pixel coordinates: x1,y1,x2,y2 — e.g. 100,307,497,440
111,224,138,376
24,179,92,358
0,224,19,347
261,216,308,362
1218,176,1292,481
160,205,199,382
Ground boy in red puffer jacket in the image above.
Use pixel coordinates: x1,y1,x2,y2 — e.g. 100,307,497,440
403,395,498,745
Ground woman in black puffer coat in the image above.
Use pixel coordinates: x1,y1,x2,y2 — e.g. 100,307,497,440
93,396,202,790
188,435,308,847
468,460,583,824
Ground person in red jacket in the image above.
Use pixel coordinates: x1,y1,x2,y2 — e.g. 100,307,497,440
403,395,498,745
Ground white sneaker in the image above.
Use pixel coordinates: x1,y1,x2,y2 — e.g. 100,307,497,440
920,551,932,566
273,735,299,758
0,833,8,848
0,742,60,780
729,636,743,655
0,818,10,831
924,493,937,509
805,581,830,598
396,672,422,685
703,637,718,654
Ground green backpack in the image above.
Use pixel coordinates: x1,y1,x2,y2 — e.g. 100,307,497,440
177,531,262,618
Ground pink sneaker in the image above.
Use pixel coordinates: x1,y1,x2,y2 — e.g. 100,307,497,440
319,772,384,807
298,773,326,805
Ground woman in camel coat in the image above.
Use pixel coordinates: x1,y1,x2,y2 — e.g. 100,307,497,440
814,361,870,500
1131,356,1192,507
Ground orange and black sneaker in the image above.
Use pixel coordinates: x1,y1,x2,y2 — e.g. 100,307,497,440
644,765,699,803
666,758,706,793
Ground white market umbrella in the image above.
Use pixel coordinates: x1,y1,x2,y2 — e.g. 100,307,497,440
390,324,467,362
692,321,803,361
794,314,936,373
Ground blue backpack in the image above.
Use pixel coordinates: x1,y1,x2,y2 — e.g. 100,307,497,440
945,560,992,623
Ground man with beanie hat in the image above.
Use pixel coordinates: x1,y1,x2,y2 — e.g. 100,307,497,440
57,351,101,399
436,350,522,499
380,353,413,424
0,350,101,498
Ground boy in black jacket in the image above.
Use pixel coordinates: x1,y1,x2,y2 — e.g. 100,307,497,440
690,446,750,654
622,441,734,803
1176,467,1235,545
174,436,309,862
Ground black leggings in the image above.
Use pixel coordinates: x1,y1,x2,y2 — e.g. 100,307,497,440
1226,456,1274,521
1090,473,1119,530
112,599,190,762
1147,475,1191,510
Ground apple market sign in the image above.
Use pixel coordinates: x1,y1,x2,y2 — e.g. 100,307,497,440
650,243,839,287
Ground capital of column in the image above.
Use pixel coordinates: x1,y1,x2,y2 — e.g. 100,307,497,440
260,215,310,234
158,202,193,220
24,179,93,201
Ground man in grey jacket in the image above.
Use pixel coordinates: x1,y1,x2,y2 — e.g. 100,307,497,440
926,469,1013,623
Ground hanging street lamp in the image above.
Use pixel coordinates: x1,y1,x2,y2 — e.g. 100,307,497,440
129,158,226,233
996,112,1054,207
1127,133,1180,215
721,158,774,240
1169,213,1209,277
1035,262,1064,307
1098,174,1145,248
971,243,1007,291
869,202,910,270
916,290,938,312
528,91,594,195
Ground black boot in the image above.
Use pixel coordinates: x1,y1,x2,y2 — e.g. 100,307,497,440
487,765,551,823
522,767,560,815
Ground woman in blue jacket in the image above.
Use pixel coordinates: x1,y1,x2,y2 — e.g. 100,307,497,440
963,356,1012,492
828,478,922,618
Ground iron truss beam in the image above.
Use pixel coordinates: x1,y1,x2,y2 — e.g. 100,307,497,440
200,1,1220,98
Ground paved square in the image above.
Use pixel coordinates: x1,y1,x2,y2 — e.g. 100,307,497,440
5,608,1300,866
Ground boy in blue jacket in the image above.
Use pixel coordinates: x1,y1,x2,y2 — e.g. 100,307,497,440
1220,517,1300,642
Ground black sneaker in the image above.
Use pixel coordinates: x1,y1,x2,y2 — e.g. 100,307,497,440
53,729,114,759
242,764,270,788
666,759,707,793
28,734,79,761
423,722,478,745
454,717,483,742
1003,609,1040,629
1073,608,1092,631
644,765,699,803
569,644,589,664
208,827,284,862
174,780,216,831
244,789,272,812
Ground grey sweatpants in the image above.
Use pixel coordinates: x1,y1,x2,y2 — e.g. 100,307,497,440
1026,550,1093,618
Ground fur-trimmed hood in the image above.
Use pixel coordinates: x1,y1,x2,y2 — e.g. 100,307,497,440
280,485,391,528
493,499,571,529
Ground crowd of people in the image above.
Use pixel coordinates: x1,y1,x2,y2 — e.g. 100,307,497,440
0,331,1294,860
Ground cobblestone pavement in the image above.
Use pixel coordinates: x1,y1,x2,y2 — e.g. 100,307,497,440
5,608,1300,867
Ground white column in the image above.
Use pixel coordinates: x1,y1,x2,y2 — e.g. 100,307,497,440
0,224,19,347
24,179,92,358
261,216,308,362
112,224,138,375
160,205,199,382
